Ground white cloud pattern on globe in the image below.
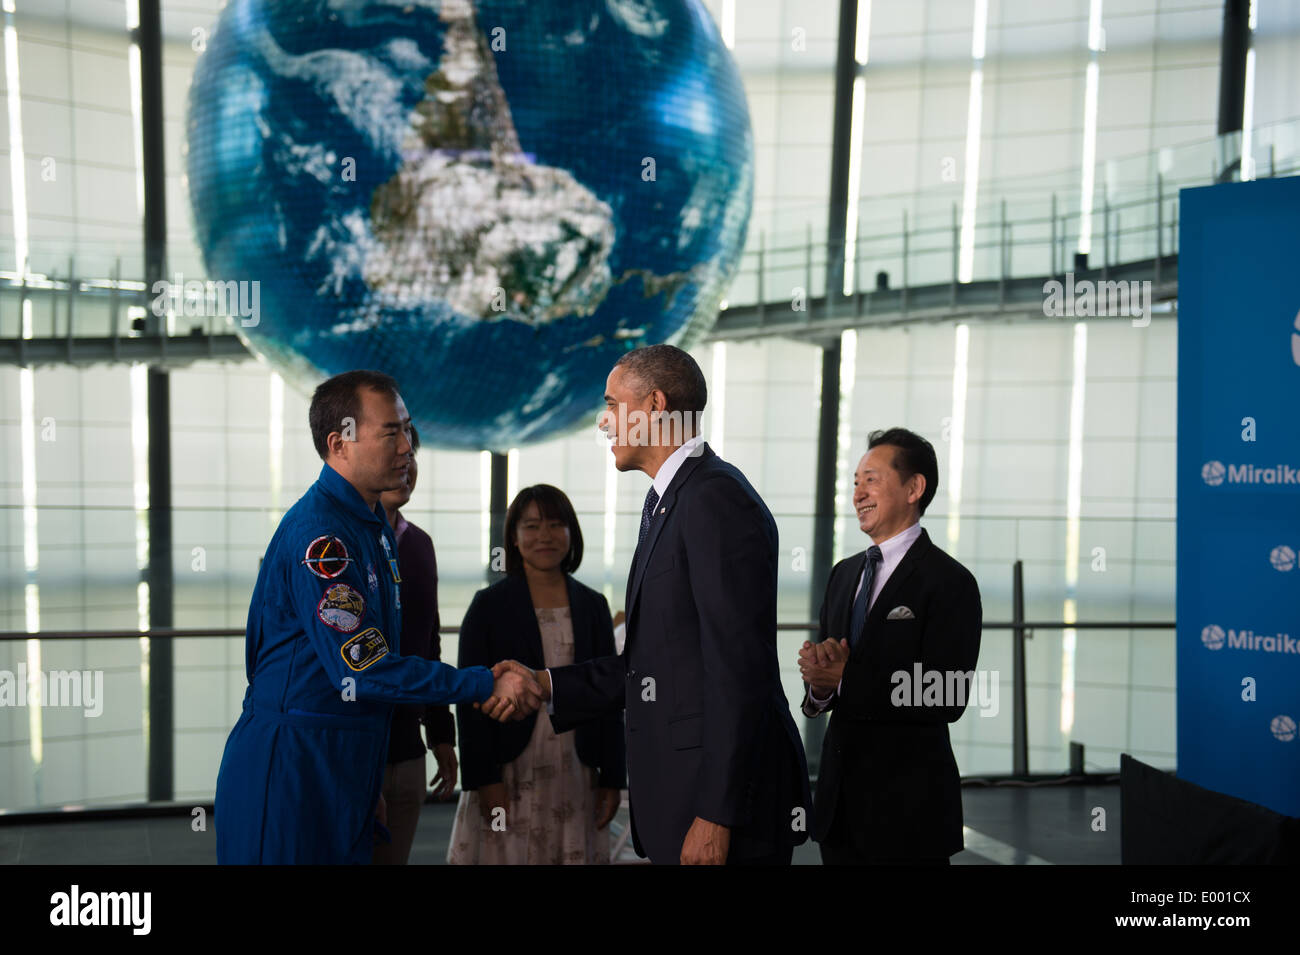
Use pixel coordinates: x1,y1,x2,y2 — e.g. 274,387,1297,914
186,0,753,450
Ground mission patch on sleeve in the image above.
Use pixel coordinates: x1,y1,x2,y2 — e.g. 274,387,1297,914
302,534,352,579
340,627,389,672
316,583,364,633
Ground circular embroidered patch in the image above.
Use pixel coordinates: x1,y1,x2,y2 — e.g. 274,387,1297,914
302,535,351,579
317,582,364,633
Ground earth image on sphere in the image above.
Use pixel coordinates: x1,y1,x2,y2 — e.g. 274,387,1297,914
185,0,753,450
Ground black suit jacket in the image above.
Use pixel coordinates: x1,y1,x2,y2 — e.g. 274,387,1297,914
548,443,811,864
803,528,982,859
455,573,625,791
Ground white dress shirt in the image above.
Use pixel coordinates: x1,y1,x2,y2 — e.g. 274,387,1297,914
651,433,706,501
546,434,706,712
807,521,923,710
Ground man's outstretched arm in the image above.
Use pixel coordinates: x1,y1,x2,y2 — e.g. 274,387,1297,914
480,657,627,732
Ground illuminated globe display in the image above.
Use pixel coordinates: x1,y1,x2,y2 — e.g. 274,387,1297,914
186,0,753,450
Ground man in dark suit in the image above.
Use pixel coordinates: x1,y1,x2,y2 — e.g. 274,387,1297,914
484,345,810,865
799,427,982,865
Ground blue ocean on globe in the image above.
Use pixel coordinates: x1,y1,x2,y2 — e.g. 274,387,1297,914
186,0,753,450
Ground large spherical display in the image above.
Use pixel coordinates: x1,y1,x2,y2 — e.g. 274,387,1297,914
186,0,753,450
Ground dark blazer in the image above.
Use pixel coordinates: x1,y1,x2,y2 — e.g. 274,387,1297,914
455,572,625,791
803,528,982,860
548,443,811,864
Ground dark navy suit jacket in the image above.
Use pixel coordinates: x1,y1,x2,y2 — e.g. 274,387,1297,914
548,443,811,864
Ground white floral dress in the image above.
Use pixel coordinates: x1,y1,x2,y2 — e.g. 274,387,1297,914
447,606,610,865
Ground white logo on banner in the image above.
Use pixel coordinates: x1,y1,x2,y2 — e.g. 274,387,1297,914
1271,715,1296,742
1201,624,1298,654
1199,460,1300,486
1292,307,1300,366
1270,545,1296,572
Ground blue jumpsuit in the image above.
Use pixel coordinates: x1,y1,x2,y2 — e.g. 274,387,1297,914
215,463,492,864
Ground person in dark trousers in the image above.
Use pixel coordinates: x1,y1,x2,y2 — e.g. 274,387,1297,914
372,425,459,865
486,346,811,865
800,428,983,865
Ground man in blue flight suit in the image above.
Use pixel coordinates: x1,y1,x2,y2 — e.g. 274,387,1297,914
215,370,540,864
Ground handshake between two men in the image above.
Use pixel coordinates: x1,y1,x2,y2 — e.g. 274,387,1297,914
474,660,553,722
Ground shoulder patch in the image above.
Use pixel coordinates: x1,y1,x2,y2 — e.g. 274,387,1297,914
340,628,389,672
317,583,365,633
303,535,352,579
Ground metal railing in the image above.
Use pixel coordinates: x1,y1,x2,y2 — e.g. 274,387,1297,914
3,120,1298,363
710,120,1300,339
0,556,1175,816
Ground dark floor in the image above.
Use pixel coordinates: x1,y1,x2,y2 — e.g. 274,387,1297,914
0,782,1120,865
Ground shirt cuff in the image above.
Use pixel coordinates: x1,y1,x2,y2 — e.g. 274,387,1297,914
809,676,845,709
545,668,555,715
808,685,834,708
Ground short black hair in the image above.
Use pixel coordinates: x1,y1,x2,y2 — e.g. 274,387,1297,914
614,344,707,415
409,422,421,453
503,484,584,576
308,369,399,460
867,427,939,516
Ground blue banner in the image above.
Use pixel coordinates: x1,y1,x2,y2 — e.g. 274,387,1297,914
1177,176,1300,817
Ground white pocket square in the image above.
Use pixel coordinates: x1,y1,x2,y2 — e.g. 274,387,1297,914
886,606,915,620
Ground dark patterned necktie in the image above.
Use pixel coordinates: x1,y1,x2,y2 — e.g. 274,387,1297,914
848,545,884,649
637,487,660,553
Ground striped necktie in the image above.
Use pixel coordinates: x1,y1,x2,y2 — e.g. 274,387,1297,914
849,545,883,649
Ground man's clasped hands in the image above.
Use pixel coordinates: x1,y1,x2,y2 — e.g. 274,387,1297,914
798,636,850,697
